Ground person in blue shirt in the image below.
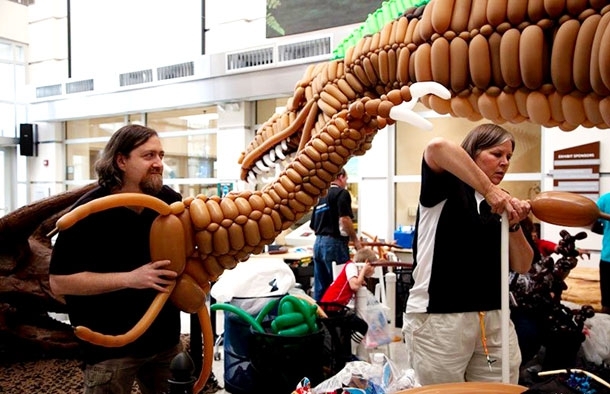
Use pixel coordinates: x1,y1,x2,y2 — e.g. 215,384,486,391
593,192,610,314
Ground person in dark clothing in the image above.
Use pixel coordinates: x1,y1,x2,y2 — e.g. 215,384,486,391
310,168,362,302
49,124,182,394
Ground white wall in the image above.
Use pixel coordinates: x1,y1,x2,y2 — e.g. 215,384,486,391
27,0,68,84
358,125,393,242
68,0,203,78
216,101,253,182
205,0,267,55
0,0,28,43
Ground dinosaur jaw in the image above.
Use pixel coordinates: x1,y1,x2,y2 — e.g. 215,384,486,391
242,131,305,185
245,138,295,185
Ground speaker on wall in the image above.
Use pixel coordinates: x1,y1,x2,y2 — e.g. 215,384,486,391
19,123,38,157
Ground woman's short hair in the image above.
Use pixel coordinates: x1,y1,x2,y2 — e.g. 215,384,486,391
95,124,159,190
461,123,515,159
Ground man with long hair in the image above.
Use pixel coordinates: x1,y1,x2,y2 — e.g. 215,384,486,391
49,125,182,393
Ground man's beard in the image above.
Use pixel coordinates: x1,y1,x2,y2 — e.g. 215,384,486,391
140,173,163,195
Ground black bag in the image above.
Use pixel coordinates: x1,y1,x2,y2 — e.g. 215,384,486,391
592,219,604,235
309,197,326,232
522,376,580,394
318,302,367,378
522,370,610,394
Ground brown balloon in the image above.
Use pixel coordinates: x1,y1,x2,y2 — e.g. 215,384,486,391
396,381,526,393
530,191,610,227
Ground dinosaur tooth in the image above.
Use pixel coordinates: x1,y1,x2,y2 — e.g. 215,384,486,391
262,153,276,168
255,159,269,172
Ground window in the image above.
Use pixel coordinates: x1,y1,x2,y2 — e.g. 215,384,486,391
0,40,26,138
1,40,26,212
64,107,220,197
394,116,542,227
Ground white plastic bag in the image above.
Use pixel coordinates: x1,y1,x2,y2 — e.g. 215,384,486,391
581,313,610,366
361,290,392,349
210,257,296,302
311,355,418,394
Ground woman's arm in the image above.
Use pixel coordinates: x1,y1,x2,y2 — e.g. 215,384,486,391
424,137,495,197
508,229,534,274
425,137,533,272
424,137,528,223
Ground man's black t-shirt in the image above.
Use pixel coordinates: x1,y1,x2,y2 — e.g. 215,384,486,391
310,184,354,240
49,185,182,363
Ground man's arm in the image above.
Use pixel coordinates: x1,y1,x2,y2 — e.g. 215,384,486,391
339,215,362,250
49,260,178,296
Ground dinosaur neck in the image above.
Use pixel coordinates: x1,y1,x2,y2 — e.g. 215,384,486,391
196,104,380,280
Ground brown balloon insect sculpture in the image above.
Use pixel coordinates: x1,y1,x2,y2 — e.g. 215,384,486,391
4,0,610,392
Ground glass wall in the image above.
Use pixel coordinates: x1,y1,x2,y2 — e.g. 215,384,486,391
394,116,542,228
0,40,26,138
148,107,219,197
65,107,220,197
1,39,26,213
62,96,543,240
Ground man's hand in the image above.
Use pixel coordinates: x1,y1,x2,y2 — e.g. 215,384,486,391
128,260,177,292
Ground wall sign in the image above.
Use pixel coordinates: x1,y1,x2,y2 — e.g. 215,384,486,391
551,141,600,200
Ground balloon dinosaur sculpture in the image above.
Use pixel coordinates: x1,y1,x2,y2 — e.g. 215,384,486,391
239,0,610,183
2,0,610,392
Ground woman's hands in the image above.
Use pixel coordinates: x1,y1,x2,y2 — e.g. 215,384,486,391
484,184,531,225
483,186,534,274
